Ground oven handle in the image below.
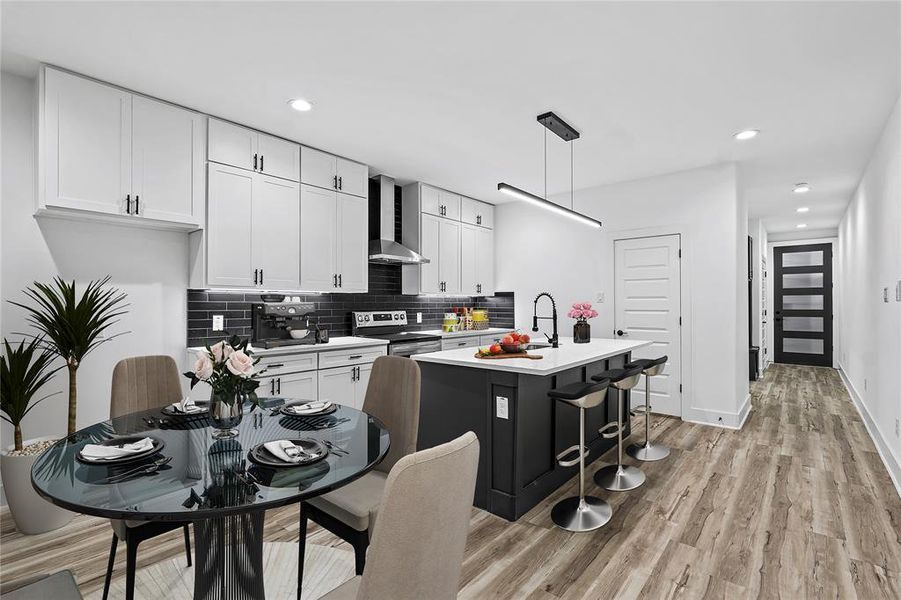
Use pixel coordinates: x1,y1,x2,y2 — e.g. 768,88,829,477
390,341,441,356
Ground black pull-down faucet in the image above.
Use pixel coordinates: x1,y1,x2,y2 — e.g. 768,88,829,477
532,292,559,348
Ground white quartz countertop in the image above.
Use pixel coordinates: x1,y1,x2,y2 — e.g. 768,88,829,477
413,337,652,375
188,336,387,357
418,327,514,339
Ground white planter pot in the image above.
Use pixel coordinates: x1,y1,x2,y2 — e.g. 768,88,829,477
1,436,74,534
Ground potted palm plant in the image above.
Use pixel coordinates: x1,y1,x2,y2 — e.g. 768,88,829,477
11,277,128,435
0,337,73,534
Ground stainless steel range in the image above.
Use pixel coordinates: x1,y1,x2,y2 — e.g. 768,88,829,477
351,311,441,357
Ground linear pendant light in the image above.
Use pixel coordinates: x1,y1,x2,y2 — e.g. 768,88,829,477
497,111,602,229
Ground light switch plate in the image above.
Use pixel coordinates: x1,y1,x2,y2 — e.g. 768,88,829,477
212,315,225,331
416,312,423,324
496,396,509,419
884,287,890,303
896,280,901,302
596,292,605,303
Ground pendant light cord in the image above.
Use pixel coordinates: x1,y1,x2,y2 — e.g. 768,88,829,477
571,141,574,210
544,128,548,200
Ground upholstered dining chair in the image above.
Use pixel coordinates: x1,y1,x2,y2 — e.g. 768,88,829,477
103,355,193,600
318,431,480,600
300,355,421,586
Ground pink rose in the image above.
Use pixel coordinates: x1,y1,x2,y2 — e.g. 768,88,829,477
226,350,254,378
210,340,234,363
567,309,582,319
581,303,592,310
572,302,582,310
193,351,213,380
589,309,599,318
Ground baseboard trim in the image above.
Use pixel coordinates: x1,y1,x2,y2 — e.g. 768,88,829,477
682,394,752,430
838,364,901,498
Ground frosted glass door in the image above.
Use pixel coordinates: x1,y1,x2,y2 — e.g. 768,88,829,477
774,243,833,367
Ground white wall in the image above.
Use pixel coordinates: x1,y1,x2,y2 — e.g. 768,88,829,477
1,72,189,498
837,93,901,491
496,162,750,427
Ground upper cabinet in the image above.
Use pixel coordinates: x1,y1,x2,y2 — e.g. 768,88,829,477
299,185,368,293
300,146,368,198
208,118,300,182
40,67,204,229
461,197,494,229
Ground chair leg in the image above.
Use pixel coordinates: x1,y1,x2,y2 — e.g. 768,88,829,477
102,534,118,600
352,530,369,575
183,524,193,567
125,538,139,600
297,503,308,600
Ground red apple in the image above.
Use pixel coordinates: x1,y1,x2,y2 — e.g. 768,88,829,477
501,335,515,345
489,344,502,355
510,332,521,341
520,334,531,344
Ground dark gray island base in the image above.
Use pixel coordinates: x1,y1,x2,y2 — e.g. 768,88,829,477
414,339,650,521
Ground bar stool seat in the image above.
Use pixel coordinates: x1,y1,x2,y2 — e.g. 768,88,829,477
548,379,611,532
625,355,670,461
591,364,646,492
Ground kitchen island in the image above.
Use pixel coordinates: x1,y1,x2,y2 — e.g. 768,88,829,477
414,337,651,521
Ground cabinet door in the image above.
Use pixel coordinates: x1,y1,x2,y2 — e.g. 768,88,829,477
337,193,368,292
354,363,373,410
439,218,462,294
441,336,481,351
132,96,204,225
208,118,257,171
462,198,493,228
438,189,461,221
318,367,356,408
43,68,131,215
336,158,368,198
258,134,300,182
460,223,479,295
276,371,318,401
476,227,495,295
418,213,442,294
420,185,442,217
207,163,255,287
300,146,337,190
253,175,300,289
300,184,338,291
477,202,495,229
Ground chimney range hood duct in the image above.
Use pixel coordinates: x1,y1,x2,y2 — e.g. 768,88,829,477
368,175,430,265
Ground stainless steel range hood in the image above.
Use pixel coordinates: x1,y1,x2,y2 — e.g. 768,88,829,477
369,175,430,264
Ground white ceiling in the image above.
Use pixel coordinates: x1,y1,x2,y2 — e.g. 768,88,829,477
2,1,898,234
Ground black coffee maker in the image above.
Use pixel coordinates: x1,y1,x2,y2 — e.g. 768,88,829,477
251,300,325,348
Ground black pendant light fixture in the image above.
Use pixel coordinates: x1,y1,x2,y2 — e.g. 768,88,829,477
497,111,602,229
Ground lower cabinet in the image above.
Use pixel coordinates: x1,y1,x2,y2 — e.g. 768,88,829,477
441,336,481,351
318,364,371,410
261,371,318,401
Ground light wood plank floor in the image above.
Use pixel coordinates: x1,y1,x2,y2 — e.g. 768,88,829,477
2,364,900,598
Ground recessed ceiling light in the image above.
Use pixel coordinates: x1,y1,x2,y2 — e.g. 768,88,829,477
288,98,313,112
796,207,809,213
793,183,810,194
733,129,759,141
797,223,808,229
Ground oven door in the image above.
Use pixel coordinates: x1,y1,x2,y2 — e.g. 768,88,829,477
389,339,442,357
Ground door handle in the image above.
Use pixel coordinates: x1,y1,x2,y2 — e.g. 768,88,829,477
338,176,342,190
333,175,338,189
333,274,338,288
254,269,259,285
254,154,258,170
276,377,281,394
338,274,342,288
259,269,263,285
616,329,628,337
135,195,139,215
260,155,264,172
125,194,131,214
270,379,275,395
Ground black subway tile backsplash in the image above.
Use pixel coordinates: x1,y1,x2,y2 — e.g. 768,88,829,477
186,263,515,347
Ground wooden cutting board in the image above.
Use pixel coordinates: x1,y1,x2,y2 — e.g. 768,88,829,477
474,352,543,360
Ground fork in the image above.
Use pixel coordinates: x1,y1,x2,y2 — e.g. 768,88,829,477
99,457,171,484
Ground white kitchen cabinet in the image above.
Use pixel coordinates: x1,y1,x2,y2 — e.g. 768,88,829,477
419,184,462,220
354,363,372,408
318,366,357,408
132,95,205,225
301,146,367,198
252,175,301,289
207,163,255,287
419,185,442,217
439,218,462,294
461,197,494,229
208,118,299,182
438,189,462,221
263,371,318,401
299,184,368,292
475,226,495,295
441,336,481,351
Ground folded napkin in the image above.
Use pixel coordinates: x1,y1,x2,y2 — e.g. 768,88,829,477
285,401,332,415
81,437,154,460
263,440,309,464
170,397,204,414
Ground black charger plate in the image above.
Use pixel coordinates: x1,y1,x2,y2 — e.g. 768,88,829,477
247,439,328,468
279,400,337,418
77,436,165,465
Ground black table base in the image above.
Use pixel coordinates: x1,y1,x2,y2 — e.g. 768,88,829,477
194,512,265,600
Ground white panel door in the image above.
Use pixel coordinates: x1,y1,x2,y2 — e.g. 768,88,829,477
43,68,131,215
614,234,682,416
336,158,368,198
131,96,204,224
300,184,338,291
258,134,300,182
419,213,442,293
337,193,368,292
207,163,255,287
253,175,300,289
439,218,462,294
276,372,318,402
318,367,355,408
354,364,373,410
460,223,479,295
475,226,495,295
300,146,337,190
208,118,257,171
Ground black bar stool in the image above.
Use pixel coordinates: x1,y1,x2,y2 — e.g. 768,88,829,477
592,364,646,492
625,356,671,461
547,379,612,532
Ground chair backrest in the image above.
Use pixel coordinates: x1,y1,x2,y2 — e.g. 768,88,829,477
361,355,421,474
110,355,183,418
357,432,479,600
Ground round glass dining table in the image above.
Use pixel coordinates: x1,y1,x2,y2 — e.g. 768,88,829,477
31,399,390,600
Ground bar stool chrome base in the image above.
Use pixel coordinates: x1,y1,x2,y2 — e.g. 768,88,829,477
551,496,613,532
594,463,646,492
626,441,671,462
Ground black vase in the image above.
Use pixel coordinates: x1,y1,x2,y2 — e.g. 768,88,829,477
573,320,591,343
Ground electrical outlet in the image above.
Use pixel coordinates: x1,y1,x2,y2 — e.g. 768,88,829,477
212,315,224,331
896,280,901,302
496,396,509,419
895,418,899,438
864,378,868,392
883,287,890,303
416,312,423,324
596,292,605,303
